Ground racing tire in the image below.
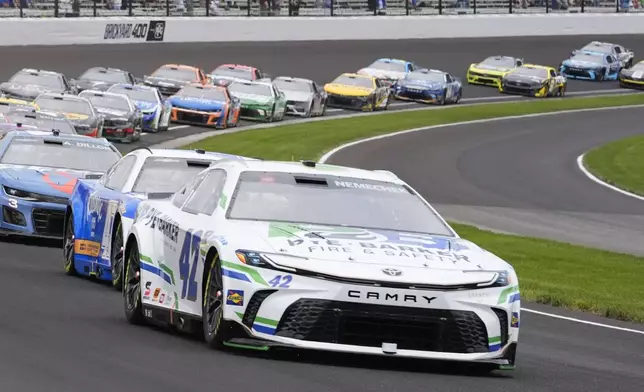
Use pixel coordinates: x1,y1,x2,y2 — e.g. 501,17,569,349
202,252,232,349
321,102,327,116
123,240,145,325
597,71,605,82
158,126,168,132
110,219,124,290
304,103,313,118
453,89,462,104
383,93,391,110
558,85,566,97
62,212,77,276
439,89,447,105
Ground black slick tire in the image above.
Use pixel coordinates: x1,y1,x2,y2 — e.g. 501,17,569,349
62,212,77,276
123,240,145,325
202,253,231,349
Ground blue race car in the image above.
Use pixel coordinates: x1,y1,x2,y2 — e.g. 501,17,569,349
560,51,621,81
167,83,241,129
393,68,462,105
0,130,121,239
107,84,171,132
63,147,257,288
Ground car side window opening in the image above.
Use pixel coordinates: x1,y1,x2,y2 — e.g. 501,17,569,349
549,70,556,78
614,46,621,54
104,155,136,191
172,172,207,208
606,56,613,63
182,169,227,215
445,74,452,83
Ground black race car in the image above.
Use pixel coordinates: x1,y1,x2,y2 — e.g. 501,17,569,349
79,90,142,143
70,67,140,93
618,60,644,90
33,93,104,138
142,64,209,96
0,69,77,101
3,108,77,134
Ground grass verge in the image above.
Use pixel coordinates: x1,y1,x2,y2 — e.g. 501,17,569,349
185,93,644,160
453,223,644,323
187,93,644,323
583,134,644,196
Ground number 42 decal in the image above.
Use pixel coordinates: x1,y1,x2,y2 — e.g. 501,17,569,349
179,229,202,302
268,275,292,288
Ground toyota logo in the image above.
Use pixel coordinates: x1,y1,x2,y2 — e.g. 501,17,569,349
382,268,403,276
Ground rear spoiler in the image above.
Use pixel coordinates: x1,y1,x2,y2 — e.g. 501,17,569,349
147,192,174,200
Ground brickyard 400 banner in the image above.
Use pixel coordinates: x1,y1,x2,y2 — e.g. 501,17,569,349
103,20,166,42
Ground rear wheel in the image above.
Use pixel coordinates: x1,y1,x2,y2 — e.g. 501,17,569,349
62,212,77,276
124,241,145,325
203,253,230,349
110,219,124,290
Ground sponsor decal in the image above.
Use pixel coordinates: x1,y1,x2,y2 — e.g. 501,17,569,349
158,292,166,304
74,239,100,257
226,289,244,306
334,180,406,193
511,312,520,328
152,288,161,301
143,281,152,299
137,206,179,243
103,20,166,42
348,290,437,304
381,268,403,276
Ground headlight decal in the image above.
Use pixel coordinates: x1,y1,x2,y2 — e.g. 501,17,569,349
223,258,269,286
497,285,520,304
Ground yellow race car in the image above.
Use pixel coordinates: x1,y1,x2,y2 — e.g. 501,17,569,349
324,73,391,111
467,56,524,88
499,64,567,98
0,96,38,116
618,60,644,90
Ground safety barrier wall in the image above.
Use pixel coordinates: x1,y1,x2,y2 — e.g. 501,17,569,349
1,13,644,46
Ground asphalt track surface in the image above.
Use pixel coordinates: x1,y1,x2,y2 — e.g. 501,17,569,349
2,35,644,392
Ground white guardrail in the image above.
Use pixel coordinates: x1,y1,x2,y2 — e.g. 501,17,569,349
1,13,644,46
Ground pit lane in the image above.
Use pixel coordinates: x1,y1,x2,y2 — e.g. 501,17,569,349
2,35,644,392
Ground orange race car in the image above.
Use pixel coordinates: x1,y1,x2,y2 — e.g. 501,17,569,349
143,64,210,96
168,83,240,129
208,63,270,86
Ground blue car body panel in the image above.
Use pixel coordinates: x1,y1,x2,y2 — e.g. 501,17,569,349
0,131,117,238
560,51,621,81
393,69,462,104
109,83,170,132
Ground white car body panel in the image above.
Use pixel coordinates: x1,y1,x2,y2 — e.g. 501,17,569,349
127,160,520,364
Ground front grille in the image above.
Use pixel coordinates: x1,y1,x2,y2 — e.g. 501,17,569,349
275,299,489,353
400,90,433,100
563,67,593,78
327,95,365,109
32,208,65,237
240,107,268,118
492,307,509,347
242,290,277,328
503,85,535,95
176,111,209,123
3,206,26,226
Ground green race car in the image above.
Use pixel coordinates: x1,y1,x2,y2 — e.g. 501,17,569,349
227,80,286,122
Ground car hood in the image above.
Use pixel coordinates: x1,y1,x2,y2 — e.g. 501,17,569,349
358,68,406,80
472,64,512,73
74,79,113,91
229,92,272,105
399,79,444,90
132,100,158,112
504,74,545,84
144,77,189,88
324,84,374,97
0,83,59,99
96,107,131,117
56,112,92,121
563,58,603,68
282,90,312,102
227,221,510,286
621,69,644,78
0,164,103,197
168,96,226,110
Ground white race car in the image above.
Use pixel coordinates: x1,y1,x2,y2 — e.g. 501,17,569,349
356,58,419,86
123,160,520,372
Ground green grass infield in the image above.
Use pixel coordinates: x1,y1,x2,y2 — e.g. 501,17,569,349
186,93,644,323
583,134,644,197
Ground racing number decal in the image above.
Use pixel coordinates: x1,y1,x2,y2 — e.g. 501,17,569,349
179,229,202,302
268,275,292,288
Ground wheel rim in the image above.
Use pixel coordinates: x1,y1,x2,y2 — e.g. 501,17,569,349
63,216,74,271
112,221,124,286
205,258,224,335
124,244,141,312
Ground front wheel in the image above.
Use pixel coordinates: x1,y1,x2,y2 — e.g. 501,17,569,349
62,212,77,276
203,253,230,349
123,241,145,325
559,85,566,97
110,219,124,290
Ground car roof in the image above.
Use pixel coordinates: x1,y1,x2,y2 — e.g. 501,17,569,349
216,160,402,183
110,83,155,91
216,64,255,70
518,64,552,70
18,68,63,76
156,64,200,71
412,68,445,74
37,93,91,102
274,76,313,83
484,55,517,60
83,66,127,73
374,58,408,64
80,90,131,99
182,83,227,91
127,147,257,161
230,80,272,87
338,73,375,80
4,129,113,144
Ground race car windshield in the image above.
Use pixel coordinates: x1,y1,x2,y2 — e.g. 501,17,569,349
152,67,197,81
368,61,406,72
132,157,213,193
109,86,157,102
34,96,93,115
82,94,131,111
227,171,454,236
273,79,312,93
479,57,516,68
331,75,374,89
0,103,33,115
177,86,227,101
4,113,76,134
9,72,64,89
0,137,120,172
580,44,612,54
211,66,253,80
571,53,603,64
512,67,547,78
228,83,272,96
79,69,129,83
406,72,444,82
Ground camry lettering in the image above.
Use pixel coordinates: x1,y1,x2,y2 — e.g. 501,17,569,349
348,290,437,304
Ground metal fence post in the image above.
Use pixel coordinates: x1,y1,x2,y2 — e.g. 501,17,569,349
473,0,476,14
166,0,170,16
438,0,442,14
509,0,512,14
54,0,58,17
206,0,210,16
331,0,334,16
128,0,133,16
405,0,409,14
247,0,250,16
93,0,97,17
